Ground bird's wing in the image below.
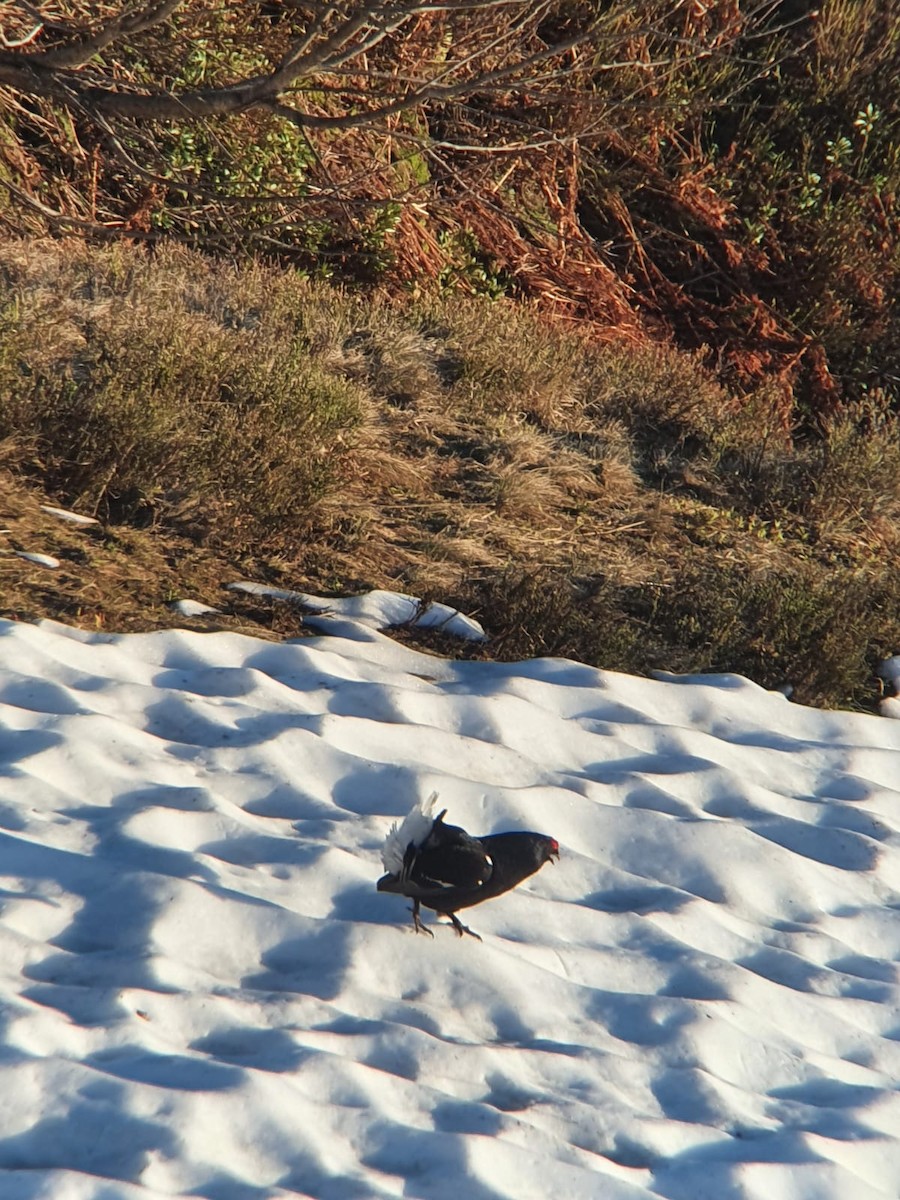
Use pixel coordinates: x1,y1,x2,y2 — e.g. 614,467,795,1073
421,811,472,852
407,842,493,892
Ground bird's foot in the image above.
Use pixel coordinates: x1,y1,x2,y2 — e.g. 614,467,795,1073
409,904,434,937
447,912,482,941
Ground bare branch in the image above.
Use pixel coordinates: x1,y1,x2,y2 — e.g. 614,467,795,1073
0,0,603,129
0,0,817,301
21,1,186,68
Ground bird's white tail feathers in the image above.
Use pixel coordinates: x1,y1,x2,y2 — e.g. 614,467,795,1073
382,791,439,874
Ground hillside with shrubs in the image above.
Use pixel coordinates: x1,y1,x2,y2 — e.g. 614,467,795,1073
0,0,898,709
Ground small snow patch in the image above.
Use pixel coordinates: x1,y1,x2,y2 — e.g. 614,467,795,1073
40,505,100,527
15,550,60,569
226,584,486,641
301,588,486,640
168,599,221,617
227,581,306,603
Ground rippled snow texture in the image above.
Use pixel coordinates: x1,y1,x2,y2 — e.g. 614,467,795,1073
0,615,899,1199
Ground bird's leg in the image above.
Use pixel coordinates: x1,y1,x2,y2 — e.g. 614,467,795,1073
446,912,482,942
409,898,434,937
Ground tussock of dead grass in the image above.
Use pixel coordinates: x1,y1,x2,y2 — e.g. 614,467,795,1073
2,239,900,709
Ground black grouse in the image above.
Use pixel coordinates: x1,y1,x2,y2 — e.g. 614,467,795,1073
377,793,559,940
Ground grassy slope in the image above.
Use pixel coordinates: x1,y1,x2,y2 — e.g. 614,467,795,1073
1,239,899,710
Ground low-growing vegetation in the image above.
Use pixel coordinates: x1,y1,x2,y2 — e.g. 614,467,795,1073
0,2,897,424
1,239,898,711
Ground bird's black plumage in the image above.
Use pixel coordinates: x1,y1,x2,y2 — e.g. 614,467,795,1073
378,807,559,939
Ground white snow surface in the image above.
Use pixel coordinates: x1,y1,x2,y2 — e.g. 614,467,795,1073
227,583,486,641
168,599,222,618
13,551,60,569
1,615,900,1200
39,505,100,527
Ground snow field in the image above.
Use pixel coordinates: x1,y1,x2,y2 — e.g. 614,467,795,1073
0,614,899,1198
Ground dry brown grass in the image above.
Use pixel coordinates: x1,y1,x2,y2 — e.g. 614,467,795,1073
0,471,307,639
2,238,900,709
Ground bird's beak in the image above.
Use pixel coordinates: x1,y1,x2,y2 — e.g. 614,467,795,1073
548,839,560,863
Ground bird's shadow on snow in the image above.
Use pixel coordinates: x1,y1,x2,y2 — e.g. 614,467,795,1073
328,879,412,929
